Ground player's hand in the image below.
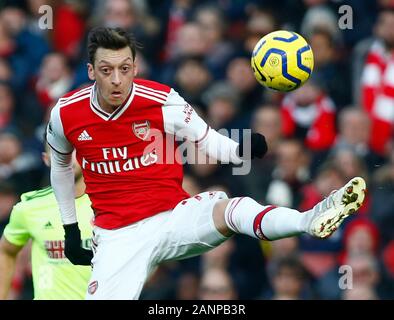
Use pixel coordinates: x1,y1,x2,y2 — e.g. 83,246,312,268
63,223,93,266
237,132,268,160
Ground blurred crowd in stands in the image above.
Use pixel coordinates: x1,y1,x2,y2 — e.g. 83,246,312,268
0,0,393,299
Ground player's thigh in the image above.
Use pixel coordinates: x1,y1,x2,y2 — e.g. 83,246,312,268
157,191,232,263
86,223,158,300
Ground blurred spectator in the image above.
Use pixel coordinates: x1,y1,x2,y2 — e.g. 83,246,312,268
341,0,378,47
344,253,382,298
300,1,342,46
0,182,18,234
159,22,208,85
226,56,265,114
308,28,351,108
194,6,236,79
0,132,42,193
0,57,11,81
330,148,369,189
243,8,277,54
0,132,22,180
35,52,73,111
0,5,49,89
186,148,220,182
0,82,15,131
252,105,283,155
0,8,18,58
24,0,52,35
360,7,394,156
174,56,212,109
200,236,267,300
382,240,394,278
198,267,238,300
370,149,394,244
350,0,384,103
201,238,235,271
342,284,379,300
98,0,143,29
135,50,151,79
262,255,314,300
332,106,384,173
173,22,207,59
238,105,282,201
338,218,380,266
263,237,300,262
281,75,336,152
96,0,159,58
266,139,310,208
158,0,196,63
175,271,200,300
317,244,392,299
140,264,176,299
52,1,88,59
185,147,243,196
299,162,345,212
202,82,240,130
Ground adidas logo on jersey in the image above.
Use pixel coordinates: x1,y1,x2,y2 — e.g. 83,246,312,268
78,130,93,141
44,221,53,229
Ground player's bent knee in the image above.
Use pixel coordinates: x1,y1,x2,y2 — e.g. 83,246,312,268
213,199,233,237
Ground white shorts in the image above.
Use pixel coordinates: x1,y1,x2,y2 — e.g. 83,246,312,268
86,191,229,300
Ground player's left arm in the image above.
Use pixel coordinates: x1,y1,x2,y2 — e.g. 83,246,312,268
161,89,268,163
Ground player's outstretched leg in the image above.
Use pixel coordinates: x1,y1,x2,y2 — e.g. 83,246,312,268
216,177,366,241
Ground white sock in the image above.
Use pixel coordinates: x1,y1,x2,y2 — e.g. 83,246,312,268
224,197,308,240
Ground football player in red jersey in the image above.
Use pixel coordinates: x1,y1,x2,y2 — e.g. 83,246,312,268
46,27,366,299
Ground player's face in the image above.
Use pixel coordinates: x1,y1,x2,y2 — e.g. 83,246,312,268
88,46,137,110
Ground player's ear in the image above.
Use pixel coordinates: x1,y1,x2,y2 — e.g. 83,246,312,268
42,152,50,167
87,63,95,81
133,60,138,77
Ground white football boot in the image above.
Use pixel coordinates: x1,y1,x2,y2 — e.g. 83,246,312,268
306,177,367,239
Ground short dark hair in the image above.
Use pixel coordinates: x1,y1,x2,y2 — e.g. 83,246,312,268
87,27,138,65
272,257,307,280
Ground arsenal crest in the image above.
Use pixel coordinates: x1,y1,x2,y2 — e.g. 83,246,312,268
132,120,150,140
88,280,98,295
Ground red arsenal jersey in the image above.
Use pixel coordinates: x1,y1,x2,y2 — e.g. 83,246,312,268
47,79,209,229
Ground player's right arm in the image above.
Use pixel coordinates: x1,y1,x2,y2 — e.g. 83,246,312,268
0,202,29,299
0,237,23,299
46,105,93,266
46,104,77,225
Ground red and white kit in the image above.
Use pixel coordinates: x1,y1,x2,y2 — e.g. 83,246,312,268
47,79,241,299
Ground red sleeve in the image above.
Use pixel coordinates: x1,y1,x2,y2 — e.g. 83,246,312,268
53,5,85,58
280,103,295,137
369,117,392,155
362,87,376,114
361,52,384,114
305,97,336,151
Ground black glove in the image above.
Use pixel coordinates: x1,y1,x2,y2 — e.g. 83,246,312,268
64,223,93,266
237,132,268,160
